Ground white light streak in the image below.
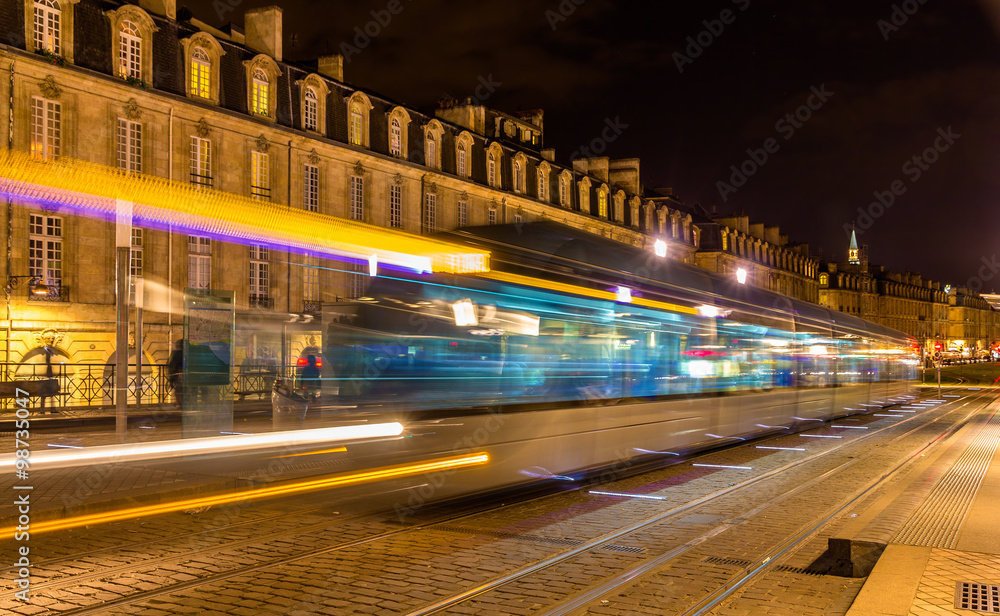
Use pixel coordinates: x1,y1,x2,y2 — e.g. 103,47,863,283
874,413,904,418
590,490,668,501
801,434,842,439
692,463,753,470
831,425,869,429
755,446,806,451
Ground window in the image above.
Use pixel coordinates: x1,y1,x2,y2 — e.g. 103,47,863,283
190,47,211,99
249,244,269,302
350,176,364,221
424,193,437,232
389,184,402,229
559,177,568,207
579,184,589,212
349,104,363,146
130,228,143,277
117,118,142,174
119,20,141,79
458,199,468,227
513,161,524,193
488,209,497,225
457,143,467,177
598,191,608,218
29,214,62,289
30,96,60,160
349,262,367,299
671,218,679,238
190,136,212,187
188,235,211,290
304,164,319,212
537,169,547,201
251,151,270,200
303,254,319,303
303,87,318,131
251,68,269,116
33,0,61,54
488,152,497,187
425,134,436,168
390,118,402,156
513,213,522,224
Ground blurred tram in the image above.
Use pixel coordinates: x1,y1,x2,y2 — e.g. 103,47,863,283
307,222,918,500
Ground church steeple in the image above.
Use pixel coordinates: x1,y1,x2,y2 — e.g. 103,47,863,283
848,229,860,265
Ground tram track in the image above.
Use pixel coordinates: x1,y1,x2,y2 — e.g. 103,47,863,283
23,388,990,616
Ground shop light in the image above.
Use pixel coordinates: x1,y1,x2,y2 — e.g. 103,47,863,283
654,239,667,258
736,268,747,284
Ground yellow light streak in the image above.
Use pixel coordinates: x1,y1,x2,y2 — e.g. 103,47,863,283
479,270,699,315
2,452,489,536
269,446,347,459
0,151,489,274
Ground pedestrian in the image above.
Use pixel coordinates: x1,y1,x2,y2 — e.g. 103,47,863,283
167,339,184,408
39,346,56,414
300,354,320,400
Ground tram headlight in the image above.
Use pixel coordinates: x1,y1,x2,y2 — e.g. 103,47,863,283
452,299,478,326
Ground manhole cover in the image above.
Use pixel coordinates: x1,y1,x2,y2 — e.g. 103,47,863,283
955,582,1000,613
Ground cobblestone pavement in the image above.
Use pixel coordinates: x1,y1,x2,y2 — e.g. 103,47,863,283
2,390,993,616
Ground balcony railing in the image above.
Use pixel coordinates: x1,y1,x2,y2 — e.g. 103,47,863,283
303,300,322,314
249,294,274,309
28,281,69,302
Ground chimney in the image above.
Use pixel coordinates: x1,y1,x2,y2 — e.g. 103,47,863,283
138,0,175,19
541,148,555,162
317,55,344,81
245,6,283,61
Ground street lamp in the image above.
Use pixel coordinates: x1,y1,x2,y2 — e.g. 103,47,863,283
5,275,49,296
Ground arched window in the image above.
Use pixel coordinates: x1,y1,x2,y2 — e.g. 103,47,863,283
457,143,467,177
537,168,548,201
425,133,436,168
303,87,318,131
33,0,61,54
190,47,211,98
390,118,402,156
513,161,523,192
597,190,607,218
119,20,141,79
349,104,363,146
488,151,497,187
251,68,269,116
559,176,569,207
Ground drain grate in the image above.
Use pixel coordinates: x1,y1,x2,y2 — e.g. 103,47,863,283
703,556,753,568
434,525,644,554
956,582,1000,613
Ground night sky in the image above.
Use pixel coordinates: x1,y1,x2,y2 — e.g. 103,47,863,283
187,0,1000,288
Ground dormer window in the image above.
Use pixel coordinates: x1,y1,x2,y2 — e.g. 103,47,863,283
303,87,318,131
190,47,211,98
488,152,497,187
390,118,402,156
33,0,61,54
457,143,467,177
118,20,141,79
597,189,608,218
350,104,363,145
513,161,524,193
426,133,436,168
537,169,547,201
251,68,269,116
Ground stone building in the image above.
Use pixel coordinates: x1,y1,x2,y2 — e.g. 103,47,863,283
0,0,710,375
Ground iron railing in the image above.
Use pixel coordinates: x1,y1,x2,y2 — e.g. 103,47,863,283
28,282,69,302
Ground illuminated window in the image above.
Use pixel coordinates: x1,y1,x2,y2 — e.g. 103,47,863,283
249,244,269,302
350,176,364,221
390,118,402,156
116,118,142,174
251,69,269,116
488,152,497,187
598,190,608,218
349,104,363,146
559,176,568,207
30,96,60,160
187,235,211,290
303,254,318,302
190,47,211,98
304,164,319,212
389,184,402,228
424,193,437,231
513,213,523,224
251,150,270,200
303,87,318,131
119,20,141,79
457,143,467,177
130,228,143,277
29,214,62,289
33,0,61,54
579,183,589,212
458,199,468,227
190,136,212,188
